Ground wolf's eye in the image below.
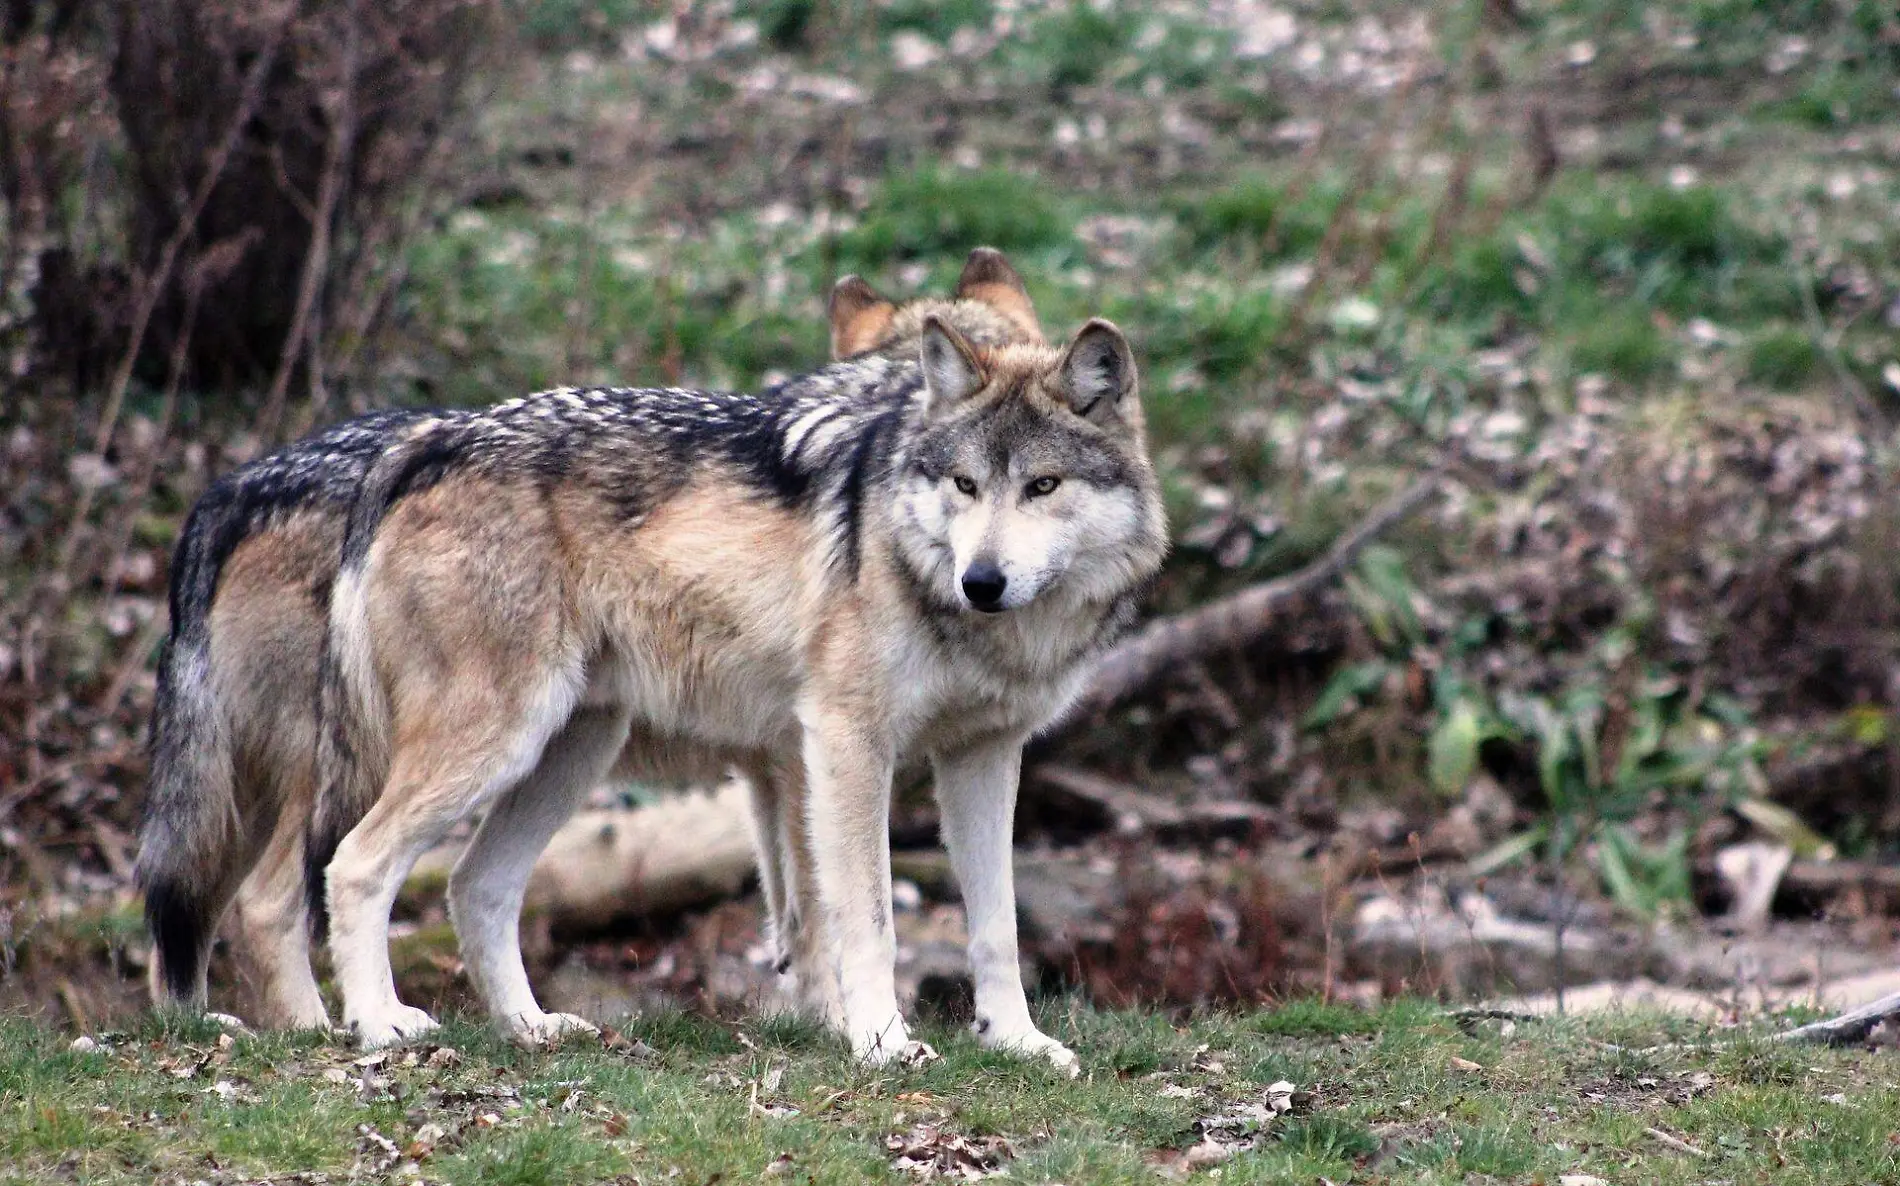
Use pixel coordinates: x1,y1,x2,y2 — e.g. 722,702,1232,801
953,475,978,497
1026,476,1061,497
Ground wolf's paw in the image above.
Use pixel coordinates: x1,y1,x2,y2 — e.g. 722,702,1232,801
509,1011,600,1048
981,1026,1081,1079
349,1005,440,1050
849,1014,913,1066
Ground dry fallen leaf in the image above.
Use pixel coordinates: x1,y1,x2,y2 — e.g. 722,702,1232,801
898,1041,943,1069
1449,1056,1484,1073
886,1123,1012,1179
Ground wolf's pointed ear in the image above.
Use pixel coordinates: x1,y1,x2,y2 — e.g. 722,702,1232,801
955,246,1042,341
1058,318,1138,424
919,315,986,415
828,274,897,358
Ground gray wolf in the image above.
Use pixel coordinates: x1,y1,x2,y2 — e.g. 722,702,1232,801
136,248,1046,1029
308,303,1167,1070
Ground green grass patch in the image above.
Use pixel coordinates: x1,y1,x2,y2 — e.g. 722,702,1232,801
836,164,1069,271
1571,303,1674,382
1,1004,1897,1183
1747,325,1821,389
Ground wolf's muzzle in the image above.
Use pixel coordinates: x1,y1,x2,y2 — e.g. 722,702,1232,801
961,561,1008,613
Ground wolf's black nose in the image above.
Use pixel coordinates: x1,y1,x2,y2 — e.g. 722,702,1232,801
961,562,1007,612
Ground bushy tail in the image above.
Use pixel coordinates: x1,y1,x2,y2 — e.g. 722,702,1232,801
137,498,243,1006
305,427,445,935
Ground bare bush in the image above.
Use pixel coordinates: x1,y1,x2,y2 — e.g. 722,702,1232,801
6,0,495,405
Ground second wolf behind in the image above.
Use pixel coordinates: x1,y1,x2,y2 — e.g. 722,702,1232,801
309,306,1168,1069
136,249,1046,1030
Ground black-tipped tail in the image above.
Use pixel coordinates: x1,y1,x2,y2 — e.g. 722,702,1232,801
143,877,213,1003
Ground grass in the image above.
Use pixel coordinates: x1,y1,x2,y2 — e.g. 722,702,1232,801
2,1003,1893,1184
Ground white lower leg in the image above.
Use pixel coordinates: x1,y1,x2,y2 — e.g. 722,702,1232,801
450,709,626,1043
803,724,906,1061
327,828,438,1047
935,740,1076,1074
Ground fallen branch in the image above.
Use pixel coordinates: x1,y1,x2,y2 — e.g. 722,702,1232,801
1059,472,1445,725
1033,766,1268,842
1776,988,1900,1046
404,782,756,931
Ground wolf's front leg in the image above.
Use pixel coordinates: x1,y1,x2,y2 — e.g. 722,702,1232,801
933,738,1080,1077
801,714,908,1063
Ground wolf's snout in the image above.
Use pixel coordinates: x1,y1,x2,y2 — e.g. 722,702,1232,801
961,561,1008,612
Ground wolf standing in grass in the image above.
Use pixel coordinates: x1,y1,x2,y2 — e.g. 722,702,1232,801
309,308,1166,1069
135,250,1047,1032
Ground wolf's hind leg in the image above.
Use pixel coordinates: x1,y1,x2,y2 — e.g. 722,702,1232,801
934,738,1078,1077
326,693,575,1049
747,758,835,1023
230,795,330,1030
449,706,629,1046
741,767,797,1014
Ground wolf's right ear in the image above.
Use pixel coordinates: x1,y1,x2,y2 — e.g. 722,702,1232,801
955,247,1042,341
828,275,897,358
1058,318,1138,424
919,315,986,416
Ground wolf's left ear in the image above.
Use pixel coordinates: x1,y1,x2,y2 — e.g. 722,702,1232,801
920,314,986,416
955,247,1042,341
829,275,897,358
1058,318,1138,424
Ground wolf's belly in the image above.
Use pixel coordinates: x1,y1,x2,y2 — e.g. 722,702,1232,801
584,630,803,757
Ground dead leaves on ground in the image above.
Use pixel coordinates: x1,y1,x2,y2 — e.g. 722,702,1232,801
1149,1070,1318,1179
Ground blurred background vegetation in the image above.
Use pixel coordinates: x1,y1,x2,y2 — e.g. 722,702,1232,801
3,0,1900,1010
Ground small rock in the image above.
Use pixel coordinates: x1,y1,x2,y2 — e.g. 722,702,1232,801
1184,1139,1233,1169
1265,1080,1296,1113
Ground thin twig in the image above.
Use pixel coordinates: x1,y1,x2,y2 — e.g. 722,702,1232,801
82,241,215,620
1645,1127,1711,1159
260,0,360,445
1788,230,1879,423
89,3,294,459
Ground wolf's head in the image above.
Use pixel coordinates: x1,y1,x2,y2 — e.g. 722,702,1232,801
895,316,1167,616
828,246,1044,359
